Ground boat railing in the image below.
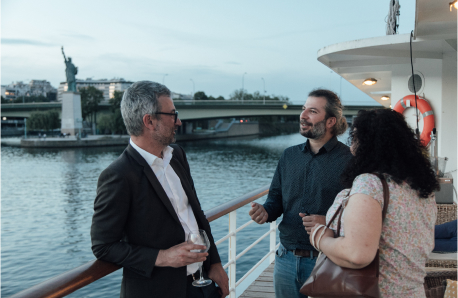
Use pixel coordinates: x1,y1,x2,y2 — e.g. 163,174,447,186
206,185,278,298
9,184,275,298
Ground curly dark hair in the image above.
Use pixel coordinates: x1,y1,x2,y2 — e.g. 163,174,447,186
341,109,439,198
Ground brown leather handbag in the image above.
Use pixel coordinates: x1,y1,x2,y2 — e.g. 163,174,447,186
300,173,389,298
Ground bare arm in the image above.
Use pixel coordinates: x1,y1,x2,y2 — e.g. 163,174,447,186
310,193,382,269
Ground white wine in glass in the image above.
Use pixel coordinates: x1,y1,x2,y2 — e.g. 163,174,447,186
187,230,212,287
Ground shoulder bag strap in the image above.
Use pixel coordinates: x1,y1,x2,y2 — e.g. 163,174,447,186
373,173,390,221
326,204,343,230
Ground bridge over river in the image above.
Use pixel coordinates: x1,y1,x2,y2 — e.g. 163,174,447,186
1,100,381,120
1,99,383,140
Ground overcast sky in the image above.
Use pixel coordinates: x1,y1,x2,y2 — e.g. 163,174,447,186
2,0,416,104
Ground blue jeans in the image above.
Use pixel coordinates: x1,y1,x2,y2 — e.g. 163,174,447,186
274,243,317,298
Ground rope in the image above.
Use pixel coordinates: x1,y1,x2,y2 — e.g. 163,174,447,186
410,30,420,139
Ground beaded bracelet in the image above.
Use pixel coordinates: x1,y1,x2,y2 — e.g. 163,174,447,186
311,224,326,251
316,225,328,251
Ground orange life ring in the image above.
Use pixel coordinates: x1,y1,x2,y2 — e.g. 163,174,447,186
393,95,435,146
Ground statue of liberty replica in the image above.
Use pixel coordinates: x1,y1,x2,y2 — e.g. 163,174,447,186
60,46,82,136
61,46,78,92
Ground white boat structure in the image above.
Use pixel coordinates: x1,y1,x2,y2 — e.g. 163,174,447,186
8,1,456,297
318,0,457,197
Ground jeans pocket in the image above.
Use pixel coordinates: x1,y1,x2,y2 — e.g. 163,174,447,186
275,243,287,257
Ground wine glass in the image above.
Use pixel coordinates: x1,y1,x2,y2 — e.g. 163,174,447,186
187,229,212,287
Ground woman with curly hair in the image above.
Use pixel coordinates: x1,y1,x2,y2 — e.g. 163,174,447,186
305,109,439,298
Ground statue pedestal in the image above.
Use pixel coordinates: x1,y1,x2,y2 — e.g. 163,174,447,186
61,92,83,136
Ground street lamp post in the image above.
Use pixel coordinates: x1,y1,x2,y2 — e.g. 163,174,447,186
190,79,195,99
242,72,247,104
162,74,168,85
24,118,27,139
76,118,82,140
261,78,266,105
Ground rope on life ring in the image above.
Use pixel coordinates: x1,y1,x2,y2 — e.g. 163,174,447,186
393,95,435,146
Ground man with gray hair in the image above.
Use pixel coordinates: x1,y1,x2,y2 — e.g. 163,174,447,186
91,81,228,298
248,89,352,298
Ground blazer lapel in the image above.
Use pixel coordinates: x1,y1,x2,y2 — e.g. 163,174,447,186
169,157,203,222
126,145,181,225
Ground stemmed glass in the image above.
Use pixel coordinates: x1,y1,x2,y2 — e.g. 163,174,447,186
187,229,212,287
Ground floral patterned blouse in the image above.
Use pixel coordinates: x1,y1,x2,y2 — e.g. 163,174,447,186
326,173,436,298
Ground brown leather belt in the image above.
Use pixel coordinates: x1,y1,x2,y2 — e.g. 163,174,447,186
292,249,320,258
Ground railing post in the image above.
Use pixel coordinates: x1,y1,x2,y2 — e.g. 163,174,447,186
229,210,237,298
269,220,276,263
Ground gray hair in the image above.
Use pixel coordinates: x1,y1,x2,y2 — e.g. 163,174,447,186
308,89,347,136
120,81,171,136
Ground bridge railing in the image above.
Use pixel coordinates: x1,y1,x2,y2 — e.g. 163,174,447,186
9,185,272,298
1,102,62,108
174,99,290,105
0,100,290,108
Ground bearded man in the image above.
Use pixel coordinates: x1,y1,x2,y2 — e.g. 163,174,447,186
248,89,352,298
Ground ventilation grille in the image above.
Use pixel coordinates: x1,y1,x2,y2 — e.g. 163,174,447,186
408,74,422,93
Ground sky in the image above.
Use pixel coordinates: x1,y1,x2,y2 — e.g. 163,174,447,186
1,0,416,105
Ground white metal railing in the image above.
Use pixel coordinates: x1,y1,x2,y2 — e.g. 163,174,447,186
215,208,280,298
9,185,272,298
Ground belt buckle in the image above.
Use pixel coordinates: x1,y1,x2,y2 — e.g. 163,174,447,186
293,249,314,259
293,249,304,257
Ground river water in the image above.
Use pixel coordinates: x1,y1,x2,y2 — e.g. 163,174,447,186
1,132,349,297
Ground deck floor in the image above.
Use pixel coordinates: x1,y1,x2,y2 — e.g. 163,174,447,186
239,262,275,298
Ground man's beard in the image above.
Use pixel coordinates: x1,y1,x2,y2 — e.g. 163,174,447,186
300,118,327,140
153,123,176,146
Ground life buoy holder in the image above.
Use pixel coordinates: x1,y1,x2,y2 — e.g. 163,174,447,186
393,95,435,146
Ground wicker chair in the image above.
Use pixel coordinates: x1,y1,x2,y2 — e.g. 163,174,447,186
425,271,457,289
435,204,457,225
425,204,457,269
424,203,457,298
425,284,446,298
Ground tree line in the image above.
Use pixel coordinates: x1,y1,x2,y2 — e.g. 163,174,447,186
24,86,112,133
97,90,126,134
191,89,289,102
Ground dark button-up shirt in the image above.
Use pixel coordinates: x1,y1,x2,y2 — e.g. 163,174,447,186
263,136,352,251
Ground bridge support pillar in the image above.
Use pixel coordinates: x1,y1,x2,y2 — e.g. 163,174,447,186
185,121,193,134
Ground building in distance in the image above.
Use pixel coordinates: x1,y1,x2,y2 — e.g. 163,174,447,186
58,78,133,102
1,80,57,101
58,78,193,102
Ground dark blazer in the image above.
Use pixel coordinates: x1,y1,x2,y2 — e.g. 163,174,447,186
90,144,221,298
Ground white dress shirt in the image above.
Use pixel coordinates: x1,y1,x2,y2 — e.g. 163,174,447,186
130,139,200,275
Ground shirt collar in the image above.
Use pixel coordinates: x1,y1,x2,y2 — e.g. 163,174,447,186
129,139,174,167
302,135,339,154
